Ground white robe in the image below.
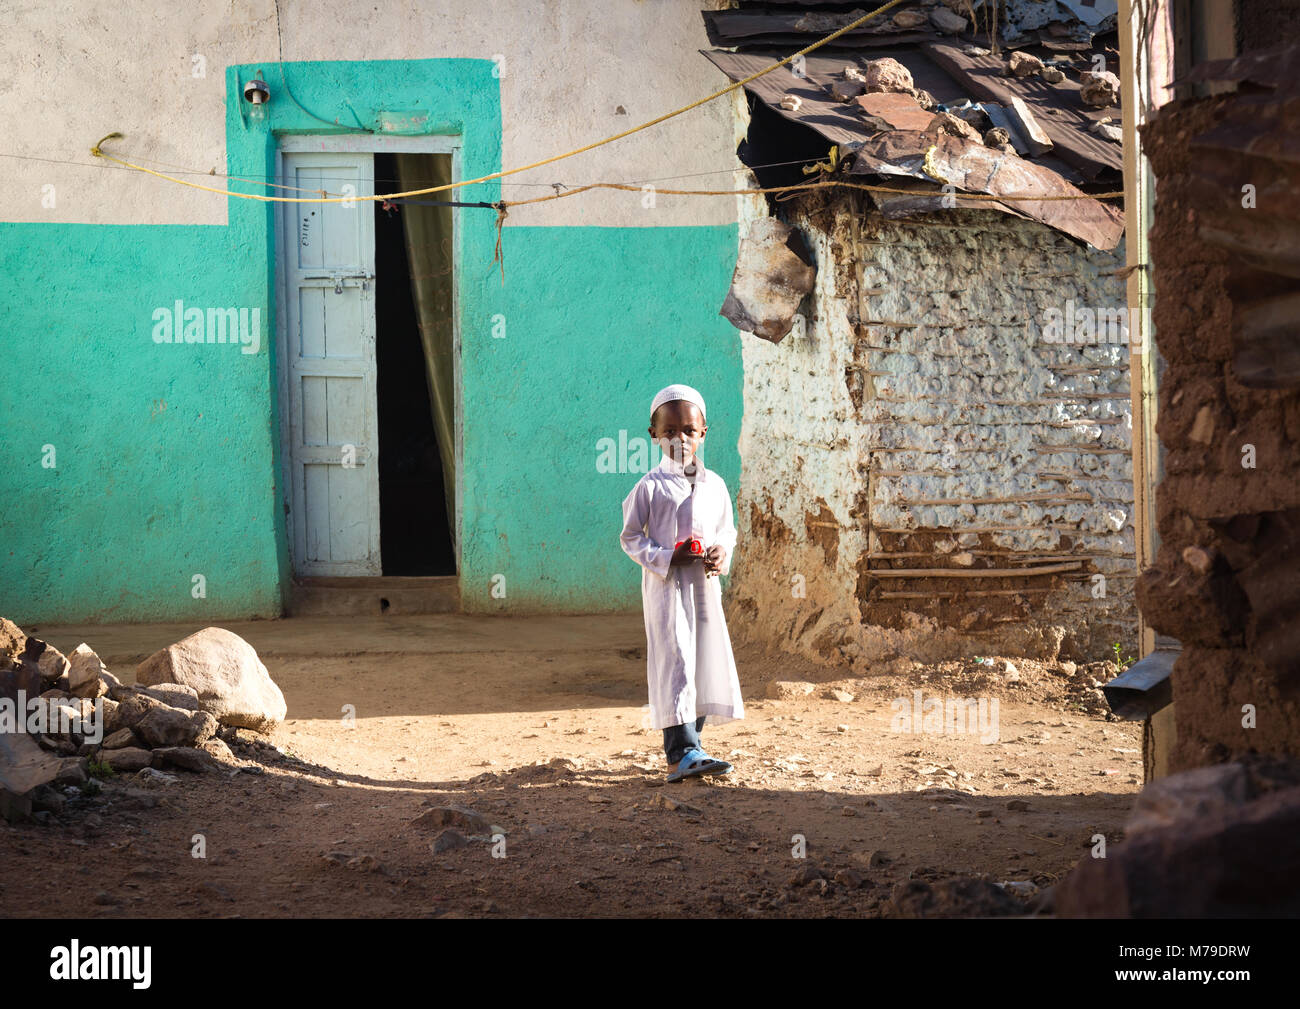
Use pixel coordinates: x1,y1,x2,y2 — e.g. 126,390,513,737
620,454,745,731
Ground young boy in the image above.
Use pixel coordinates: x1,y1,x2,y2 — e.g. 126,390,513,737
620,384,745,782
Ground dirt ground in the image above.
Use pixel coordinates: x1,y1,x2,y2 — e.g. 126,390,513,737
1,615,1142,918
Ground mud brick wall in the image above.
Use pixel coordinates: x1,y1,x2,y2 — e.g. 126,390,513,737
727,195,1136,669
1137,95,1300,771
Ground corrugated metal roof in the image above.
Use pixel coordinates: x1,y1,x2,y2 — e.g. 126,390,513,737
847,129,1123,248
703,9,940,50
700,5,1124,247
923,42,1121,178
708,1,1118,48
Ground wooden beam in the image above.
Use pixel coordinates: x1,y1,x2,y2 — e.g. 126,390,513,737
869,561,1083,578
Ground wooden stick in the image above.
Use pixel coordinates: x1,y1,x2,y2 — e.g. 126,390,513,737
1034,445,1131,454
868,551,1121,560
874,525,1076,533
878,588,1053,598
902,492,1092,506
869,561,1082,578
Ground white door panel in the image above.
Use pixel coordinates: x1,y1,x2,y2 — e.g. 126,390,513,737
281,152,380,576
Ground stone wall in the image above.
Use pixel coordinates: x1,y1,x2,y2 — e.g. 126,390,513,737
728,191,1136,669
1136,91,1300,771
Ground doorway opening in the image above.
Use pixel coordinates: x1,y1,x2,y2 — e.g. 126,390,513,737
374,152,456,575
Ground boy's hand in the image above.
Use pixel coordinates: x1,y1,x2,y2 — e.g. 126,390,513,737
704,545,726,574
670,541,704,567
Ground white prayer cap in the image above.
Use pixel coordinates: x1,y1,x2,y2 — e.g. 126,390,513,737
650,384,707,422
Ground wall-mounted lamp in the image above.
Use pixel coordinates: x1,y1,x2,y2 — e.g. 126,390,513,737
243,76,270,121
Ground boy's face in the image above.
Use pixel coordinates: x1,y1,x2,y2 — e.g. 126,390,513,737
649,400,706,468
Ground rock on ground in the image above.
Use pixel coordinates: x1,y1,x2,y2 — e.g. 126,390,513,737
102,728,138,750
0,730,63,797
765,680,815,700
67,644,108,696
102,747,153,773
136,627,287,733
199,737,240,765
135,705,218,749
431,828,470,853
411,804,491,834
141,683,201,712
37,644,70,685
152,746,220,773
0,618,25,667
887,878,1023,918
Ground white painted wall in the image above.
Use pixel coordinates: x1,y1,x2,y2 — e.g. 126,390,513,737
0,0,738,227
727,191,1137,668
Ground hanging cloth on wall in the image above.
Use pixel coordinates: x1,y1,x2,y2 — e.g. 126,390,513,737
394,153,457,542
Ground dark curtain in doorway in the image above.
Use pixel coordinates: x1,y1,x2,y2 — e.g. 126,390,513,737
394,153,456,541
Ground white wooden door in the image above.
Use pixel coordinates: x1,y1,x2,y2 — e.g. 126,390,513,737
281,152,381,576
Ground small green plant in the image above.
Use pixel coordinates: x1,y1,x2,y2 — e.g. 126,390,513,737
87,758,116,780
81,778,101,797
1112,642,1137,676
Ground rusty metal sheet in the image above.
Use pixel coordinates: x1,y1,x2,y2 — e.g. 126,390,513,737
704,47,970,107
703,31,934,52
863,176,1035,224
854,91,935,131
703,9,940,48
721,0,1118,46
847,130,1123,248
705,46,1114,180
702,48,968,148
703,49,903,148
702,48,1121,244
923,42,1123,178
731,0,919,5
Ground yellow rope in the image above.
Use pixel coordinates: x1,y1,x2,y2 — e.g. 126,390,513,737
496,180,1123,206
87,131,1121,208
89,0,910,204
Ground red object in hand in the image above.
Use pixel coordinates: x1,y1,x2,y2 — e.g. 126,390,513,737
677,538,719,577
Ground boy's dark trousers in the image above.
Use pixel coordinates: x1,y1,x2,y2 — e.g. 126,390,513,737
663,715,708,765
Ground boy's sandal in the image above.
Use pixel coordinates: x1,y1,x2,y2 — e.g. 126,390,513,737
667,747,733,782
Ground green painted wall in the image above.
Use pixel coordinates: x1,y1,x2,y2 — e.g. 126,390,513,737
464,224,743,613
0,59,742,622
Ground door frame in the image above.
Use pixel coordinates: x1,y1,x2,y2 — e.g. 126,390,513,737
274,134,464,577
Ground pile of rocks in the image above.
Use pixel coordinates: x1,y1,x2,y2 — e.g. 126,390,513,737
1,619,287,823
